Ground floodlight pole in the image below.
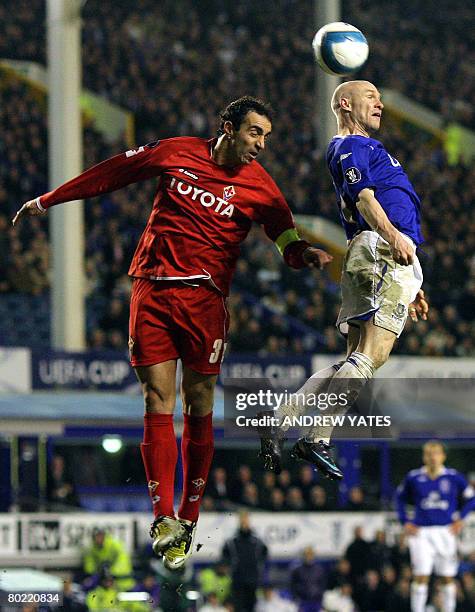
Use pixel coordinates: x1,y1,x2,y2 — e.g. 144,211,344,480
47,0,85,350
315,0,342,150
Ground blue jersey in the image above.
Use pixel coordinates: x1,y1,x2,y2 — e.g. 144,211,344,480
396,467,475,527
326,135,424,245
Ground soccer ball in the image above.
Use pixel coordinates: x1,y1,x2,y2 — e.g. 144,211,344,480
312,22,369,76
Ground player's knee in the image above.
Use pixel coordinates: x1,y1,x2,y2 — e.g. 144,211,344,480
413,576,429,584
182,379,215,414
142,383,175,414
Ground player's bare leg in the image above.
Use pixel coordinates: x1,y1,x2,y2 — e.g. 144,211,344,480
294,319,396,479
163,367,217,570
136,360,177,415
135,361,186,555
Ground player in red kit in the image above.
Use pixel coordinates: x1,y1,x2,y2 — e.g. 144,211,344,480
13,97,332,568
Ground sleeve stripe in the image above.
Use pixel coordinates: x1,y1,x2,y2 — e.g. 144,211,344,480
274,228,301,255
35,197,46,212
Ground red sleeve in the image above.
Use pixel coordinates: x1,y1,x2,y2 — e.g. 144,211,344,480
258,176,310,269
39,139,176,209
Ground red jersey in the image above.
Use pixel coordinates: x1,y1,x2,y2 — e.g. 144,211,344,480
39,136,309,295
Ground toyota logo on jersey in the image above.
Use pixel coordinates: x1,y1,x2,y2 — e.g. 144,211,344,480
169,177,235,217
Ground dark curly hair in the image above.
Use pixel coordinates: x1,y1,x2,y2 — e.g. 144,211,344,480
218,96,273,134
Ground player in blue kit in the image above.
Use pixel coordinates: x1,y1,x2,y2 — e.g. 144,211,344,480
396,440,475,612
259,80,429,478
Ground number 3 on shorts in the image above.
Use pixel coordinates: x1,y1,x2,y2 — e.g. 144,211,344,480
209,339,227,364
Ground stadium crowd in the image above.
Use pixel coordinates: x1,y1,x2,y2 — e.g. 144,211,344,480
41,513,475,611
1,1,475,357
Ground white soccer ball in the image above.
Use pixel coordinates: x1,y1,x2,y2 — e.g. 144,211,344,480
312,22,369,76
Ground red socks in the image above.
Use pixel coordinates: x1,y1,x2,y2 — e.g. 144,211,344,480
178,412,214,522
141,413,177,519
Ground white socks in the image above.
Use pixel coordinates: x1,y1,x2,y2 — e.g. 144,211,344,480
307,351,375,442
411,582,428,612
440,582,456,612
274,362,343,433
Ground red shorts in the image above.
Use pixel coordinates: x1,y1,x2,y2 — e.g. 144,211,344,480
129,278,229,374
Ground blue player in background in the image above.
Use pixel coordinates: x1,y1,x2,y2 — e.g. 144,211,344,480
396,440,475,612
259,80,429,478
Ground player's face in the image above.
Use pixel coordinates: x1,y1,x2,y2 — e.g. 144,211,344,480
423,444,446,470
232,112,272,164
350,84,384,133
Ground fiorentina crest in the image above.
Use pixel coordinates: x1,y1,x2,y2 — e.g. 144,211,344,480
192,478,205,490
223,185,236,201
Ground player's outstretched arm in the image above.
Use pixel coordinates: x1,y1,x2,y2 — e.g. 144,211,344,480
12,198,47,226
12,142,169,227
356,188,414,266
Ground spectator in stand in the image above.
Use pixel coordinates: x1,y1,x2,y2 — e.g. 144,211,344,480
369,529,393,570
460,571,475,611
308,485,334,512
277,469,292,494
384,577,412,612
345,527,373,588
82,528,135,591
327,558,352,590
201,495,216,511
97,297,129,346
286,486,306,511
222,511,268,612
379,564,398,603
321,582,356,612
268,488,286,512
241,482,260,508
199,592,228,612
353,569,386,612
206,467,233,511
131,573,160,608
290,546,326,612
459,551,475,576
230,465,253,503
62,577,88,612
391,533,411,577
46,454,80,509
261,471,277,502
255,585,298,612
85,575,120,611
296,464,316,505
198,561,232,606
344,486,377,511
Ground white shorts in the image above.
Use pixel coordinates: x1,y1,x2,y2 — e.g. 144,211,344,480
337,231,423,337
408,525,458,577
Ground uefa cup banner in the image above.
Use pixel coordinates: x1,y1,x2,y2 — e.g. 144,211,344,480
31,350,139,391
29,350,313,392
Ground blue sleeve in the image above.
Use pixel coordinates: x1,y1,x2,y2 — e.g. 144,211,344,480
395,476,410,524
457,475,475,520
340,142,375,200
